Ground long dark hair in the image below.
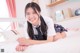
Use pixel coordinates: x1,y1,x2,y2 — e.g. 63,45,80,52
25,2,48,40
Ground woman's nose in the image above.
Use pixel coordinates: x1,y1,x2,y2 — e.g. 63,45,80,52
29,14,34,19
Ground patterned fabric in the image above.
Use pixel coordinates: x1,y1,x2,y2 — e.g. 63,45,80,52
54,24,67,33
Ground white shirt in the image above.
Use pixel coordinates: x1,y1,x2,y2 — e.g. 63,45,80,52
22,16,56,39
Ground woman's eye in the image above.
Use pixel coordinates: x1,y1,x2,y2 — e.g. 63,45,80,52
33,12,36,14
26,13,30,15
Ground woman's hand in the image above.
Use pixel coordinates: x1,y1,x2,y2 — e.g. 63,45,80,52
16,45,28,51
17,37,30,46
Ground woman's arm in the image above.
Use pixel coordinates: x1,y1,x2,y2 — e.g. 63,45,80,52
29,36,53,44
17,36,54,45
16,36,53,51
16,33,66,51
17,32,66,46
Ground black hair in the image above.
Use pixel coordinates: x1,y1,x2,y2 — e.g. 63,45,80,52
25,2,48,40
25,2,41,16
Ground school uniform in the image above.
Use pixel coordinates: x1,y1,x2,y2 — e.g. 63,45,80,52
23,16,56,40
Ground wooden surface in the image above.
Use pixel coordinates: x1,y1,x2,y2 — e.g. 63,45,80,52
47,0,66,7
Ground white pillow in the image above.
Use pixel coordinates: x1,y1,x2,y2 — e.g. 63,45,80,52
1,31,19,41
0,33,6,42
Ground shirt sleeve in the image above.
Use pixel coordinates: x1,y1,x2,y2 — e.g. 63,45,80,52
46,17,56,37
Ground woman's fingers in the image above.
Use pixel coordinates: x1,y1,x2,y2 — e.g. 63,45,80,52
16,45,27,51
16,46,25,51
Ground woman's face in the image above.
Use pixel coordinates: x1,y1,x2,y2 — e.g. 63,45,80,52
25,7,40,25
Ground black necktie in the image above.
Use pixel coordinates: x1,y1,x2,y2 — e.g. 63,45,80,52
33,26,44,40
35,26,44,40
36,26,42,35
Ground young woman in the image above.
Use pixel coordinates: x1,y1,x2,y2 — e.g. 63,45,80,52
16,2,66,51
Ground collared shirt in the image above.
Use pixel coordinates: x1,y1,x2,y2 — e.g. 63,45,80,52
22,16,56,39
32,18,41,35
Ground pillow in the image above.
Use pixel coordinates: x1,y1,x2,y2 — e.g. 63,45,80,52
1,31,19,41
0,33,6,42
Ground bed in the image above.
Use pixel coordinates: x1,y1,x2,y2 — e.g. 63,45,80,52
0,17,80,53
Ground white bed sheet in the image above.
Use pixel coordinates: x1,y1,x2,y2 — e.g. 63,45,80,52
0,31,80,53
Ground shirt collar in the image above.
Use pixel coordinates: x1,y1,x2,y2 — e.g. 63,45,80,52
32,19,41,28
